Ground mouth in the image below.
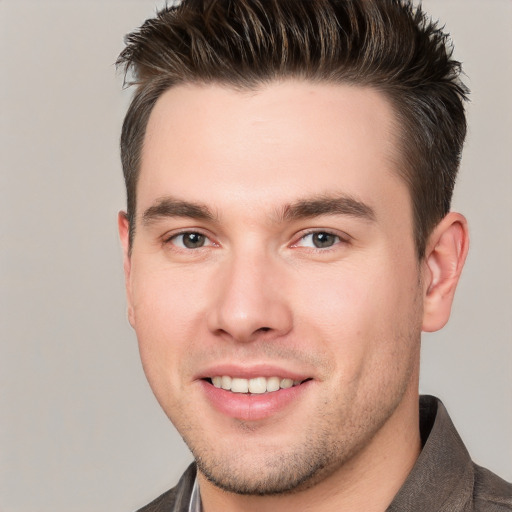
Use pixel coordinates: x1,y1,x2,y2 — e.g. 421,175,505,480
200,372,314,421
204,376,312,394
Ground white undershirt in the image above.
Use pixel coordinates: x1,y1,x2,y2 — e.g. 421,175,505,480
188,476,202,512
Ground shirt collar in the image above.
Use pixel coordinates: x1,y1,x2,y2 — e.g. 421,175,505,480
386,395,474,511
178,396,475,512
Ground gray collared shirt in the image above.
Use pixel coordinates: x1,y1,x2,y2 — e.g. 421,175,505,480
136,396,512,512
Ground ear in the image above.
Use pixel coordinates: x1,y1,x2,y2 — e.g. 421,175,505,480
422,212,469,332
118,211,136,328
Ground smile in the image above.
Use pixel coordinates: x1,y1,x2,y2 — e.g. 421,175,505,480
201,374,314,420
209,376,308,394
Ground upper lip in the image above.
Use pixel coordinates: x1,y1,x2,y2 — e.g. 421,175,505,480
195,363,312,381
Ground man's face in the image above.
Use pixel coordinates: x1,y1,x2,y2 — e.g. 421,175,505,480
121,81,426,494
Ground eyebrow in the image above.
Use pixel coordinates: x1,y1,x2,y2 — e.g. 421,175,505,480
141,193,376,226
142,197,216,225
280,194,376,223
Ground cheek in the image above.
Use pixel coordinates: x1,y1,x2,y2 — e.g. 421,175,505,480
130,266,209,395
132,260,208,332
292,263,383,333
291,259,421,373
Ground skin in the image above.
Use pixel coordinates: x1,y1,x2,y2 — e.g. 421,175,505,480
119,81,468,512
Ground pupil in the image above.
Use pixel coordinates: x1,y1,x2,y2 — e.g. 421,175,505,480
313,232,335,248
183,233,205,248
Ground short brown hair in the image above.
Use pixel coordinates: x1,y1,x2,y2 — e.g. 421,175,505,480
117,0,468,258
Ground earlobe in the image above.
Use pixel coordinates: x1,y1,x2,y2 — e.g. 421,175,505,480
118,211,136,328
422,212,469,332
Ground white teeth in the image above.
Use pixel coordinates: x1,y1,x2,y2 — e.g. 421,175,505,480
221,375,232,390
280,378,293,389
248,377,267,394
266,376,280,392
231,378,249,393
210,375,304,394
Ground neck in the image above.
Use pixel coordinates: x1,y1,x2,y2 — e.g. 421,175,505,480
198,387,421,512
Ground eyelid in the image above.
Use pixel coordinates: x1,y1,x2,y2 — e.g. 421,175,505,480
160,227,350,251
290,228,351,249
162,228,218,248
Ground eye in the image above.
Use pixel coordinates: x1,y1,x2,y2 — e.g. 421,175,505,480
169,231,212,249
295,231,342,249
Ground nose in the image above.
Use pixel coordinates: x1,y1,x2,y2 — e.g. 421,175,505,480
206,249,293,343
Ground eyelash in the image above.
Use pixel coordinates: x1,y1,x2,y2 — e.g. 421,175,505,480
291,229,350,251
163,229,349,252
163,230,217,250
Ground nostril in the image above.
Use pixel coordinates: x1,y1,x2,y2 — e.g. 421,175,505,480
258,327,271,333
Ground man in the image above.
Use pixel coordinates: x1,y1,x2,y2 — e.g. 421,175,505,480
116,0,512,510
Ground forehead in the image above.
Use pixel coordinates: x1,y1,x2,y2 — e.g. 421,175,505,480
138,81,406,220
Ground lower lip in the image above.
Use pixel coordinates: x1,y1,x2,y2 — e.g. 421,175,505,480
200,380,312,422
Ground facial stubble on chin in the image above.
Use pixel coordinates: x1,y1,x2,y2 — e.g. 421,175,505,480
169,290,423,497
184,372,415,497
194,422,341,496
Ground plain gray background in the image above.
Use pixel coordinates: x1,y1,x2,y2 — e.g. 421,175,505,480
1,1,511,511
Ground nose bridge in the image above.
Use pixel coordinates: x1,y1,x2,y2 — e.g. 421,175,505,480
207,243,292,342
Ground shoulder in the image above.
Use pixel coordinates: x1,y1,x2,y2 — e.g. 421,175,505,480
134,463,197,512
136,487,178,512
473,464,512,511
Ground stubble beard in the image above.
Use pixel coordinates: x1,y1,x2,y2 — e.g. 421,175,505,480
182,373,415,497
193,422,346,496
172,293,422,497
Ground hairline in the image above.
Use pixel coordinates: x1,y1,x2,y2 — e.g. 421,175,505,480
127,76,422,257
